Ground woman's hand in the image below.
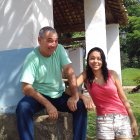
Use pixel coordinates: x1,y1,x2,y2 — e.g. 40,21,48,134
81,95,96,111
131,120,139,138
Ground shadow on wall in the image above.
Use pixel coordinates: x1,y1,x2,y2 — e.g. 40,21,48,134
0,0,53,50
0,48,32,113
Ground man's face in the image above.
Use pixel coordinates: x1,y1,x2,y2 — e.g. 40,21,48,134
38,31,58,57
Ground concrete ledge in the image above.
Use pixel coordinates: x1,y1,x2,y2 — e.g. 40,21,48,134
0,114,18,140
0,112,73,140
34,112,73,140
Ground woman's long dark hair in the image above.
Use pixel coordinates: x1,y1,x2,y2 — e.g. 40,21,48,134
86,47,108,86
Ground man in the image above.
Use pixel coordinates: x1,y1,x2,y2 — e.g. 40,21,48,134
16,26,94,140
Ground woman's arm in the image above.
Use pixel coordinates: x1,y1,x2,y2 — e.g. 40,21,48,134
77,70,86,86
110,70,138,137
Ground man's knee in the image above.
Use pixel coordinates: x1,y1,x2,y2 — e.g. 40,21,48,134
16,99,32,115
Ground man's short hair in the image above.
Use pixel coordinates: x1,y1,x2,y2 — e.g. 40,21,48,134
39,26,57,38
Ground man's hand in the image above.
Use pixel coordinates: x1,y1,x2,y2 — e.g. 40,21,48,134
67,95,79,112
22,83,59,120
45,103,58,120
81,94,96,111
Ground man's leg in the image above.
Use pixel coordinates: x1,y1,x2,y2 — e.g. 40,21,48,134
51,94,87,140
72,99,87,140
16,96,44,140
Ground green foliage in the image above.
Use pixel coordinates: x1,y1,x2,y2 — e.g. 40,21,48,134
127,3,140,16
122,68,140,86
72,32,85,38
59,32,85,48
120,2,140,68
71,32,85,48
123,0,140,9
120,51,129,68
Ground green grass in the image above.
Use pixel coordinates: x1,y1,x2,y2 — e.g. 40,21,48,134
127,94,140,133
87,111,96,139
123,93,140,140
122,68,140,86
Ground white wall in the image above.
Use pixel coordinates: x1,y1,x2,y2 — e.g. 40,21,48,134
33,0,54,46
67,47,84,76
0,0,53,51
0,0,54,113
0,0,34,50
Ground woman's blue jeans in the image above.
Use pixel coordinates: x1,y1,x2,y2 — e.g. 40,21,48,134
16,93,87,140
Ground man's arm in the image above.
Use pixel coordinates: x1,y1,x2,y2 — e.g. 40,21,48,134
22,82,58,119
63,64,79,111
63,64,79,98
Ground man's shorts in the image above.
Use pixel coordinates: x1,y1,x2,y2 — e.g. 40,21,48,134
96,114,133,139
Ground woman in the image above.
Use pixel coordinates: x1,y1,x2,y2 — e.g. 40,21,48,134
77,47,138,140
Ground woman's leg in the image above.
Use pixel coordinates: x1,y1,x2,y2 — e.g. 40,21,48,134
114,115,133,140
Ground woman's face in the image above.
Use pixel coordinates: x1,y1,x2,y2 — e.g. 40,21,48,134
88,51,102,71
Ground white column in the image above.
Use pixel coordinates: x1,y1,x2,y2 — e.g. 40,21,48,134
106,24,122,81
84,0,107,58
0,0,53,113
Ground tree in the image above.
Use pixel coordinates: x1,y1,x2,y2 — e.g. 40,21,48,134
123,0,140,7
120,1,140,68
